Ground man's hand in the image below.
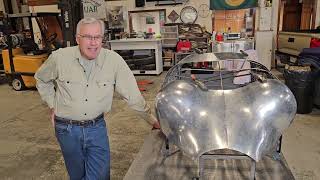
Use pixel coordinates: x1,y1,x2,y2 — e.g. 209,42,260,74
151,114,161,130
49,108,55,126
152,121,161,130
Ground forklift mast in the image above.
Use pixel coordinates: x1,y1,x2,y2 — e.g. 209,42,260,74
58,0,83,47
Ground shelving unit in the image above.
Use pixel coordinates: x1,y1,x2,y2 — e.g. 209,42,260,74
161,25,179,48
163,49,175,68
161,25,179,68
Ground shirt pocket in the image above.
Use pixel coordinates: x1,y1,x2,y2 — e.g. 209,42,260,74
95,79,114,102
57,74,84,102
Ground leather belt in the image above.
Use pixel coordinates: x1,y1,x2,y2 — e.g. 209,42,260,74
55,114,104,126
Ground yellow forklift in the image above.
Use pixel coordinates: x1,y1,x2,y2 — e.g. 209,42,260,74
1,1,83,91
2,47,48,90
1,12,60,90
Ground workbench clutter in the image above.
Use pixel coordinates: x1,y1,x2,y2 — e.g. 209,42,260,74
162,49,175,67
178,24,211,50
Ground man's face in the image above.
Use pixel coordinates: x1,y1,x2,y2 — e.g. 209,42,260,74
76,22,103,60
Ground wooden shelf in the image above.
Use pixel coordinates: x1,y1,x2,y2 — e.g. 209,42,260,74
27,0,59,6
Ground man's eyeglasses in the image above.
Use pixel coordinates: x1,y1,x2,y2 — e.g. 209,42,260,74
78,34,104,41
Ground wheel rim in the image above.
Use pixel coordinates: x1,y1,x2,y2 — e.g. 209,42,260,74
12,79,22,90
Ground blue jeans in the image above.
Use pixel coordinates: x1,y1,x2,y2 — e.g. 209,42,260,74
55,117,110,180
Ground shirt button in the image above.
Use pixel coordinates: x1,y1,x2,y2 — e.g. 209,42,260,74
84,70,86,72
85,99,88,101
86,84,89,87
84,113,87,115
67,81,70,83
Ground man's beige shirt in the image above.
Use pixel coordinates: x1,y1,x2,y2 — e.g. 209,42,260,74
35,46,155,124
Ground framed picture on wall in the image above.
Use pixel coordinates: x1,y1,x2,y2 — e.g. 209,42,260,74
107,6,126,28
146,16,155,24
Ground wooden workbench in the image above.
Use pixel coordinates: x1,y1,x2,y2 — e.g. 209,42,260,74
124,131,295,180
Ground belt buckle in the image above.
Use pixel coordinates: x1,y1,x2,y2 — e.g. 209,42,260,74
79,120,86,126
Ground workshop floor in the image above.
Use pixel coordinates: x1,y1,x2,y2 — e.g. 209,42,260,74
0,71,319,180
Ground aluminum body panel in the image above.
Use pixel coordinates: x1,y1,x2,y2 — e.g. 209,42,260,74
155,53,297,161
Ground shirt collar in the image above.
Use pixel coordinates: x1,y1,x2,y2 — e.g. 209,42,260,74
74,46,103,68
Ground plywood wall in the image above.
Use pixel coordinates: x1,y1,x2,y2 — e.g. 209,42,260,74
27,0,58,6
213,9,247,33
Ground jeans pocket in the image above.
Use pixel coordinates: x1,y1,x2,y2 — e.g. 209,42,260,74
55,123,70,135
91,119,107,131
97,119,107,128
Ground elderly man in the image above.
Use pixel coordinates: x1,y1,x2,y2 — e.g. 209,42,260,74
35,17,160,180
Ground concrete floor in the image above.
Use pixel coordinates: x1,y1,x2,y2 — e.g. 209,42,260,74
0,72,319,180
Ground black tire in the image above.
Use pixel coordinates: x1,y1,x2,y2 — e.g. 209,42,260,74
12,76,26,91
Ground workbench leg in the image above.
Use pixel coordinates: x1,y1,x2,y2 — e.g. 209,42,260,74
198,157,204,180
250,159,256,180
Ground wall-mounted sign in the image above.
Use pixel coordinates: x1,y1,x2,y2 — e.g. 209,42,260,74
210,0,257,10
83,0,106,19
168,10,179,23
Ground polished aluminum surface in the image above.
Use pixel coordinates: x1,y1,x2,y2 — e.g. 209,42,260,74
155,53,297,161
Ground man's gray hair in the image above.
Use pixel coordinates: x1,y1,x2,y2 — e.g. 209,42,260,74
76,17,105,35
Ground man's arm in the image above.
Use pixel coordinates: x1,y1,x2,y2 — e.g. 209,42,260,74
150,114,160,129
34,53,58,125
114,56,160,129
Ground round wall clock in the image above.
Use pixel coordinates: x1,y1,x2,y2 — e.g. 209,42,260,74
180,6,198,24
198,4,210,18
